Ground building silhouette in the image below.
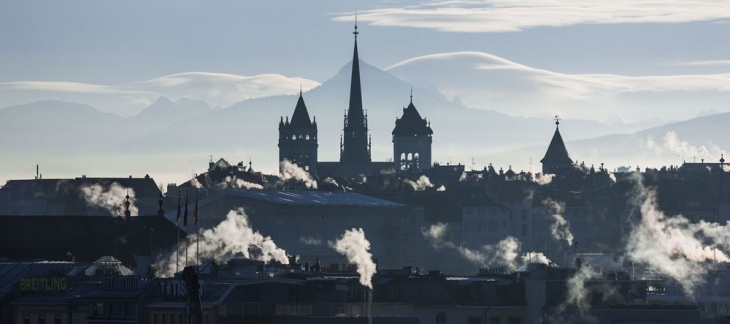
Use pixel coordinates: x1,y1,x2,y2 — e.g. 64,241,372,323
392,93,433,172
278,90,318,175
540,117,574,175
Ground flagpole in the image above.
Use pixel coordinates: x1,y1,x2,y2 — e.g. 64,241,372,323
195,192,200,270
184,192,189,268
176,193,181,274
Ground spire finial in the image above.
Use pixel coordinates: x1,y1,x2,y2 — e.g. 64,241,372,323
299,84,302,96
353,14,359,39
555,115,560,127
410,86,413,104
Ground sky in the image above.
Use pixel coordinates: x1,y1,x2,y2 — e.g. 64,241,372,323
2,0,730,182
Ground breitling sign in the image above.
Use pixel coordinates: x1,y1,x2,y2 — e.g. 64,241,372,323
18,277,68,292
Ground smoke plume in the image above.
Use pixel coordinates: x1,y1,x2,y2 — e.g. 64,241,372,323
79,182,138,217
532,173,554,185
422,223,534,270
543,198,574,246
154,208,288,277
279,160,318,189
403,175,434,191
330,228,377,288
625,174,730,295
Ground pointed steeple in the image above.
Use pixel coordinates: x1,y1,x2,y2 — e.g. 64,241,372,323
290,92,313,128
340,19,371,164
540,116,573,174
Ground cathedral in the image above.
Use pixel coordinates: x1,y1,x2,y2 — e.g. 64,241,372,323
278,23,433,179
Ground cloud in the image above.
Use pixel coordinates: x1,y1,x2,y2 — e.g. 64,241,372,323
0,72,320,115
138,72,320,109
336,1,730,33
666,60,730,67
386,51,730,121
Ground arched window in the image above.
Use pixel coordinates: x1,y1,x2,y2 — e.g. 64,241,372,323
306,134,310,140
292,135,296,140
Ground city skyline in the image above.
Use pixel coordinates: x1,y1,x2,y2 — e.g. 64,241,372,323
2,0,730,185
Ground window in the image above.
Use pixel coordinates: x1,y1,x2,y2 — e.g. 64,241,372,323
522,224,528,236
521,210,528,222
489,317,501,324
178,314,183,324
23,315,30,324
151,313,158,324
170,313,176,324
436,311,446,323
306,134,310,140
38,313,45,324
54,315,61,324
507,317,522,324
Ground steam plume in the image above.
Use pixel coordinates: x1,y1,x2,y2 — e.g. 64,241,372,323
330,228,377,288
625,174,730,295
279,160,317,189
80,182,138,217
154,208,288,277
422,223,532,270
532,173,554,185
542,198,574,246
403,175,434,191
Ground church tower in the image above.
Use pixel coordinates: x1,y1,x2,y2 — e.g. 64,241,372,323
540,116,573,174
279,90,318,175
339,20,371,165
392,92,433,172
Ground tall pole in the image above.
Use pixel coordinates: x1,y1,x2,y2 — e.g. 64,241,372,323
195,192,199,270
176,193,181,274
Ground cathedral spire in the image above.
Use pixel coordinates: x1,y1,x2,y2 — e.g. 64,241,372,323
340,18,370,164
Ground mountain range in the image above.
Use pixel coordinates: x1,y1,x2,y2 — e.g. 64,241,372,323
1,59,726,186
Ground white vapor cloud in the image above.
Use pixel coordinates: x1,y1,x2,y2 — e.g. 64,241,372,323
0,72,320,116
626,174,730,296
542,198,574,247
336,1,730,33
79,182,138,217
154,209,289,277
646,131,723,162
330,228,377,288
386,51,730,121
422,223,535,270
279,160,318,189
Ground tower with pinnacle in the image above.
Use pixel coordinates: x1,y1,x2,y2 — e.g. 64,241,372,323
393,90,433,172
339,19,371,165
540,116,574,174
279,90,318,175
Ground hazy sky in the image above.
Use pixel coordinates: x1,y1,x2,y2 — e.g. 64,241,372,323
2,0,730,120
2,0,730,184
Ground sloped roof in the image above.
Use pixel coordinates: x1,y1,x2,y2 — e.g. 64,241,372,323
84,256,135,276
392,102,433,137
540,126,573,165
289,94,314,128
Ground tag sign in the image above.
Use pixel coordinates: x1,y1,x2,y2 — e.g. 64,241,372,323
101,277,139,290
